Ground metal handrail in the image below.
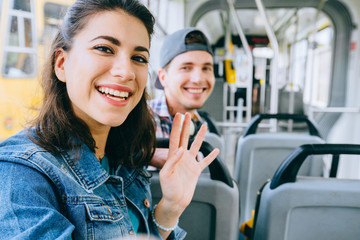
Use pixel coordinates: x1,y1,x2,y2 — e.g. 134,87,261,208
255,0,280,131
227,0,253,123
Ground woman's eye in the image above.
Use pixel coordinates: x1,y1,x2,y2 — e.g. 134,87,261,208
94,45,113,54
132,56,148,64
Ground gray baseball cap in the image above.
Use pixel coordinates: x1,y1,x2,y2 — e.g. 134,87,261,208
155,27,213,89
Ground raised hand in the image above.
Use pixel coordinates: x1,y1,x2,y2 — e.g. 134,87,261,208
153,112,219,237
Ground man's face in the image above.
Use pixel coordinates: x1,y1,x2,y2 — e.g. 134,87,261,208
159,50,215,114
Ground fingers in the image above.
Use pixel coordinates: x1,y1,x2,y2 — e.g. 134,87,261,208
179,113,191,149
169,112,213,165
189,124,207,156
199,148,220,171
161,147,184,172
168,113,182,157
169,112,192,156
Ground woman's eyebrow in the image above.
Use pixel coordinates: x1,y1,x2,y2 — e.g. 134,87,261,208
135,46,150,55
90,35,149,54
91,35,120,45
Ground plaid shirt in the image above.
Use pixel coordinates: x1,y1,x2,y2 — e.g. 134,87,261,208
148,93,204,138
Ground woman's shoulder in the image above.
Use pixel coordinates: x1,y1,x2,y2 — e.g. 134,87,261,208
0,128,60,172
0,128,40,154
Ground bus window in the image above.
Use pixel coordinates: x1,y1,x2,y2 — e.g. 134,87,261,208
0,0,74,141
13,0,31,12
304,27,333,107
9,16,19,46
4,52,34,76
42,2,68,57
314,27,332,107
44,2,68,20
289,39,308,92
2,0,36,78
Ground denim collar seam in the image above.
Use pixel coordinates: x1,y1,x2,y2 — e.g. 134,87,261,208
61,152,109,191
122,169,138,188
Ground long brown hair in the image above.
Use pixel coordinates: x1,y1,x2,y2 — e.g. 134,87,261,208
31,0,156,170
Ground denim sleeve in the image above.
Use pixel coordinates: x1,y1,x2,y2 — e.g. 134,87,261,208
166,226,187,240
0,161,74,239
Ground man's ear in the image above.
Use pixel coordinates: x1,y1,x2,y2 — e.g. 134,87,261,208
54,49,66,83
158,68,168,88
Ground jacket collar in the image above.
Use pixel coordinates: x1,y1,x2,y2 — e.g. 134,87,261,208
63,143,109,192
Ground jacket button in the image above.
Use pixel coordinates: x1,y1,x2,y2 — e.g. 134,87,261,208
144,198,150,208
129,230,135,235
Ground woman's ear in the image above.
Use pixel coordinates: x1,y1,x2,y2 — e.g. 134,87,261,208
54,49,66,83
158,68,168,88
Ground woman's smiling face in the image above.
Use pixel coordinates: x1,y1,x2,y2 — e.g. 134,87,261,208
54,10,150,132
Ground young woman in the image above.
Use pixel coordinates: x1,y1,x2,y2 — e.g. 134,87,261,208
0,0,219,239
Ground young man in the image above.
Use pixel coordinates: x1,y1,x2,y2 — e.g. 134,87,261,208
149,27,216,139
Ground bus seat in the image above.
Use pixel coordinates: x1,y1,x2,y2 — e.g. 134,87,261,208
204,131,225,160
198,111,221,136
253,144,360,240
151,139,240,240
233,114,325,225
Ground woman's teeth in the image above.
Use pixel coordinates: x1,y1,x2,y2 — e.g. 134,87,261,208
98,87,129,100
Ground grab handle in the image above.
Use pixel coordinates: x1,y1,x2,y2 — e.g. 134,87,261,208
243,113,321,137
270,144,360,189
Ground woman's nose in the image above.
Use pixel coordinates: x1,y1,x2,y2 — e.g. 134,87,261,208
110,57,135,81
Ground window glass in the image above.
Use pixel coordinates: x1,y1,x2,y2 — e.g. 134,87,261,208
9,16,19,46
44,2,68,19
43,3,69,57
289,39,308,90
3,0,36,78
3,52,35,77
13,0,31,12
303,26,333,107
24,17,33,47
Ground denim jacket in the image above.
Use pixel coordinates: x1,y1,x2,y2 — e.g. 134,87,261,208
0,129,186,240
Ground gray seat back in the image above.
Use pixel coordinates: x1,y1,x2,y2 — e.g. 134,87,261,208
234,134,324,224
151,173,240,240
253,144,360,240
204,132,225,160
233,114,325,224
151,140,240,240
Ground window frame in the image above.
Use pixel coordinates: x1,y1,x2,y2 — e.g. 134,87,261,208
2,0,37,79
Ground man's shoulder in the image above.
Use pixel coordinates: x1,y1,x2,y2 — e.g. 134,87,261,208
148,93,171,118
148,93,165,107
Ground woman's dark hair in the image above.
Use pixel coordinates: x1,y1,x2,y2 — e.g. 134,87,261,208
31,0,156,170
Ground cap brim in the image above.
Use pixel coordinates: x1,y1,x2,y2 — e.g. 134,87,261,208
155,76,164,89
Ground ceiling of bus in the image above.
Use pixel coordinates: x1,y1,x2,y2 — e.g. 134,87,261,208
184,0,330,46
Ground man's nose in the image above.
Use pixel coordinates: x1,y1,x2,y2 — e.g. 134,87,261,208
189,68,203,83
